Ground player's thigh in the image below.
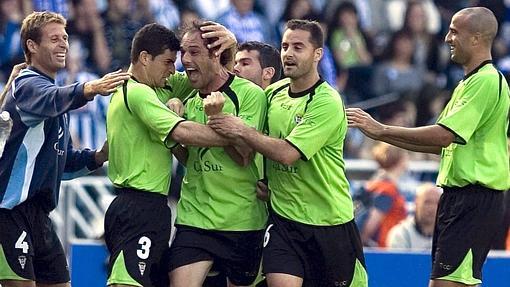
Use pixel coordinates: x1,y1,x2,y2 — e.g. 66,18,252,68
266,273,302,287
169,260,213,287
429,279,477,287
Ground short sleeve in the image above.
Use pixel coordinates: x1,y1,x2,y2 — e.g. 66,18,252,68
128,85,185,148
437,74,497,144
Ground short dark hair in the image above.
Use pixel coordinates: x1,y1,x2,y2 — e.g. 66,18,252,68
131,23,180,63
179,20,233,66
238,41,282,83
285,19,324,49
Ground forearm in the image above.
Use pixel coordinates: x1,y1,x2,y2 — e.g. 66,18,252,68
380,125,453,148
240,127,299,166
379,136,442,154
172,121,230,147
224,138,254,167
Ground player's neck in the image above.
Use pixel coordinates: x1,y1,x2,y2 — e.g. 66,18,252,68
199,67,230,94
463,52,492,76
30,61,57,79
129,65,153,87
290,70,320,93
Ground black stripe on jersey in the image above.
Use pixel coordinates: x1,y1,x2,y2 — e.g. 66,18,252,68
122,80,132,114
223,87,239,116
268,83,290,104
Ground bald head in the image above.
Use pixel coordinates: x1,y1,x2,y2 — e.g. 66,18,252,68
456,7,498,46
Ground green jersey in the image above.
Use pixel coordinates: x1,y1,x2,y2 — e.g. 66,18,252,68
155,71,195,103
437,61,510,191
176,74,268,231
265,78,353,226
107,78,185,195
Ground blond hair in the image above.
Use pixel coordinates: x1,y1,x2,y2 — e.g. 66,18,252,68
20,11,66,64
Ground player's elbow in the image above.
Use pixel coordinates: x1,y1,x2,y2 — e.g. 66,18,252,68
437,132,455,148
279,153,300,166
436,125,456,148
170,123,191,146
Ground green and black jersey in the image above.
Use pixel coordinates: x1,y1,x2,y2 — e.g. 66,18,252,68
265,78,353,226
437,61,510,191
176,74,268,231
155,71,196,103
107,78,185,195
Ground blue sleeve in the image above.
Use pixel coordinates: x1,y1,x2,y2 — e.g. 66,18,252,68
62,136,101,180
14,74,88,127
373,194,393,213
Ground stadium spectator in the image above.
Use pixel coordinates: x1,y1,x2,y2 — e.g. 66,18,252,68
66,0,111,73
371,30,424,100
101,0,150,71
361,142,408,247
216,0,275,46
0,0,25,80
387,183,441,250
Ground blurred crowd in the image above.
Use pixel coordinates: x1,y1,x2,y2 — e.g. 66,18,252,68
1,0,510,157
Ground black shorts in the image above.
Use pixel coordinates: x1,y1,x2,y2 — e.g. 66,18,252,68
168,225,264,286
262,211,367,287
0,199,69,284
431,185,505,284
104,188,171,287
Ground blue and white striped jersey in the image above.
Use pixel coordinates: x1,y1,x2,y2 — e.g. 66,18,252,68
0,67,100,212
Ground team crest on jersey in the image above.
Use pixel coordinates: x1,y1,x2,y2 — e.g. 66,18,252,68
138,262,146,275
294,114,303,124
18,255,26,269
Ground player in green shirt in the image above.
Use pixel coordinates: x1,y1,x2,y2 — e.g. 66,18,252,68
208,19,368,287
105,23,237,287
167,20,268,287
347,7,509,287
234,41,282,90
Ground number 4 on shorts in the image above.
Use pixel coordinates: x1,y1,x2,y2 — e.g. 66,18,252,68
15,231,29,254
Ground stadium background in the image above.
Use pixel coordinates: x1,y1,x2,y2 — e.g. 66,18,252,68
0,0,509,286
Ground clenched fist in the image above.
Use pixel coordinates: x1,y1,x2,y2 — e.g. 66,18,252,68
203,91,225,116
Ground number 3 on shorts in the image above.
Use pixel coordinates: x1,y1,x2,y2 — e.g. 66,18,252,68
137,236,152,259
15,231,29,254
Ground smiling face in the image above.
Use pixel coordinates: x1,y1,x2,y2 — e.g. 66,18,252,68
180,30,218,90
29,22,68,77
281,28,318,80
445,13,473,65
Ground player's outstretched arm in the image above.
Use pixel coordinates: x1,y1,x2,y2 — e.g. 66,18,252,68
346,108,452,154
83,69,131,99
